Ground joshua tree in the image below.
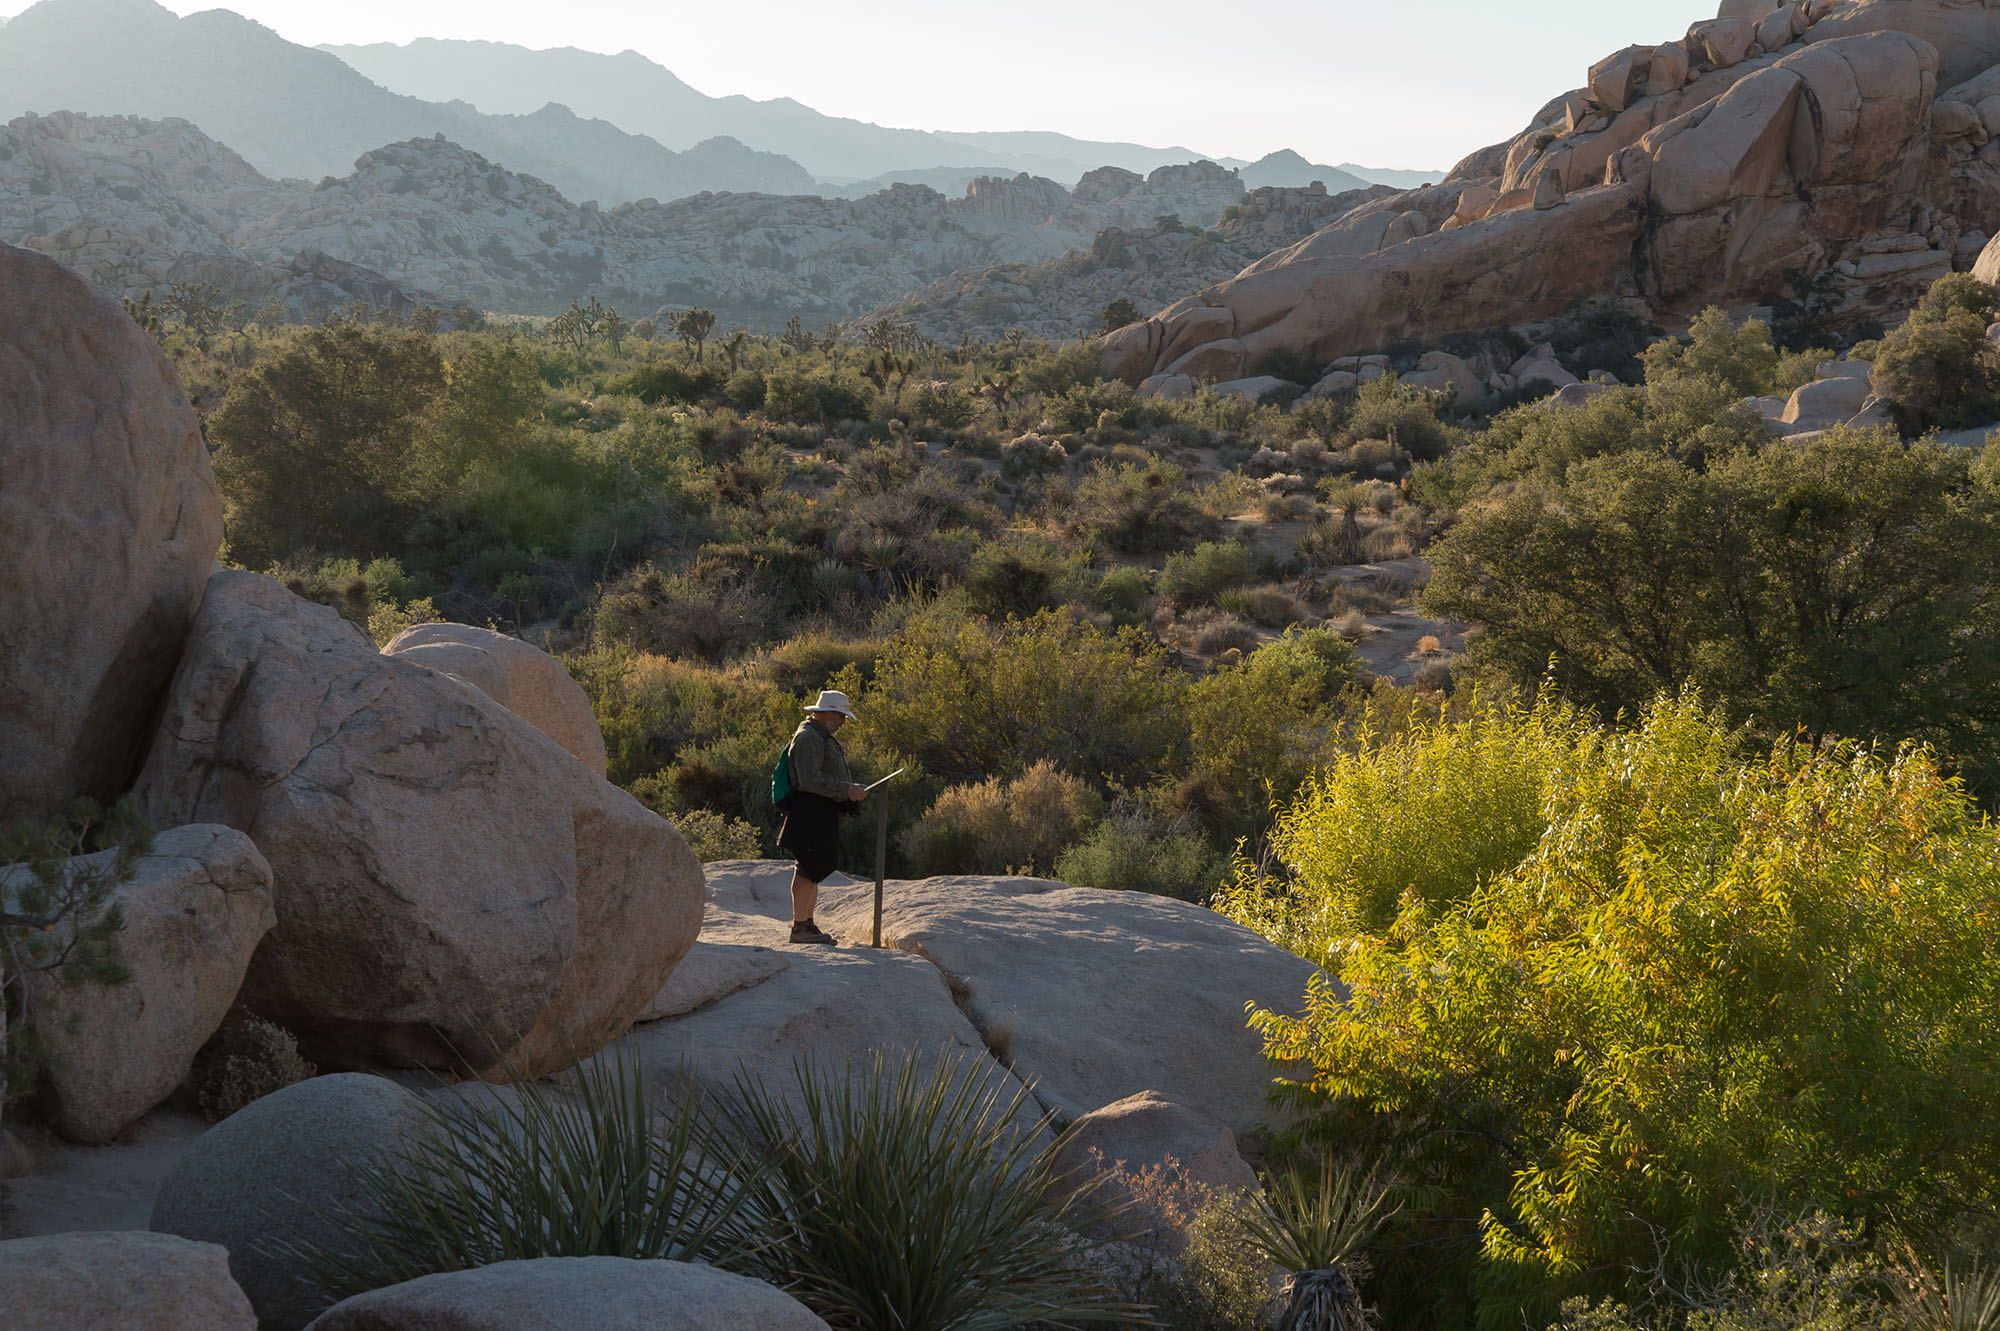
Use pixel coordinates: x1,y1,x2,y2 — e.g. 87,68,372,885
673,307,717,363
720,330,749,375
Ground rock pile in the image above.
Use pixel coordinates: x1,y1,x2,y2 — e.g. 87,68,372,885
1104,0,2000,386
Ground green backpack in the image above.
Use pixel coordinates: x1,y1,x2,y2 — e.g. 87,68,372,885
770,738,796,812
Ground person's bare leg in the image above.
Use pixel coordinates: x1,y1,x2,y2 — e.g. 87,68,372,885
791,872,818,924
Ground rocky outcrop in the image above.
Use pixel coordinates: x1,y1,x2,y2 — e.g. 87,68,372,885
0,242,222,824
382,622,608,777
18,825,274,1144
301,1258,830,1331
860,183,1392,344
0,1230,257,1331
1107,3,2000,384
134,571,703,1078
151,1073,428,1331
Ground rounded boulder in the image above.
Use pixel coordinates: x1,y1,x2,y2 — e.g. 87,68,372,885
382,622,607,776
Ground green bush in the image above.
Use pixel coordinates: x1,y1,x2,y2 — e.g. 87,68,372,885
1159,540,1259,609
192,1017,316,1122
1639,306,1781,396
1344,376,1462,462
1068,460,1220,554
667,808,766,861
963,534,1092,621
1233,694,2000,1325
1052,810,1225,902
1872,273,2000,433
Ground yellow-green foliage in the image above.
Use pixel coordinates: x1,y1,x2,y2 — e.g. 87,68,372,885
1215,692,1574,952
1234,694,2000,1325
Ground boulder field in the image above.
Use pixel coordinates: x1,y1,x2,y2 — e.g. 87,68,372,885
1105,0,2000,386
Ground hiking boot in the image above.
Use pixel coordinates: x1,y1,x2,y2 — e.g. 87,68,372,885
789,919,837,946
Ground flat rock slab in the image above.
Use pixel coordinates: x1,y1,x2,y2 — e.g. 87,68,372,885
601,933,1046,1144
699,860,856,947
636,942,790,1023
815,876,1327,1136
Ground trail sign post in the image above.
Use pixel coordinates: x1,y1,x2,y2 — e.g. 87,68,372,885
865,768,906,948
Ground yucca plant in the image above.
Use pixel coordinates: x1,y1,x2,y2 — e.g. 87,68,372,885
1898,1256,2000,1331
272,1048,758,1309
716,1048,1134,1331
1236,1157,1399,1331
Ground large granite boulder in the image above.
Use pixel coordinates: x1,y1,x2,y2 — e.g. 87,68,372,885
301,1258,829,1330
814,875,1327,1137
381,623,607,777
0,243,222,824
16,824,274,1143
1105,8,1979,387
135,571,702,1077
0,1230,256,1331
151,1073,427,1331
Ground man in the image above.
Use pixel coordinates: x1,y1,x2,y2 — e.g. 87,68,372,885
779,689,867,945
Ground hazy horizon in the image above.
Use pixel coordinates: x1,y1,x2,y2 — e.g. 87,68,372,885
0,0,1721,170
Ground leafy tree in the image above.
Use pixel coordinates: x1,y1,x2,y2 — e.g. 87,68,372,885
1871,273,2000,433
1228,695,2000,1327
208,319,448,566
1424,427,2000,789
1638,305,1779,397
673,307,717,363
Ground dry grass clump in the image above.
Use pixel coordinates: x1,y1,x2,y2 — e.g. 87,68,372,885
1216,584,1309,628
902,758,1102,875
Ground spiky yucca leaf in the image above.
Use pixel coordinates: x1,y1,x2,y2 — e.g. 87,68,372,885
1237,1156,1399,1276
719,1047,1132,1331
271,1048,757,1311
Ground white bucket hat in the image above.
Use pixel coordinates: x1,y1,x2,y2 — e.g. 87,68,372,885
805,690,859,720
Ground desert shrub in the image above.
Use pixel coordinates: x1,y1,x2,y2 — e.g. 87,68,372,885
724,367,768,411
912,379,978,429
1196,471,1260,519
1,798,145,1103
1872,273,2000,432
607,359,721,405
593,564,771,664
864,609,1186,786
1549,298,1652,382
963,534,1093,621
1343,376,1462,462
1180,628,1364,838
192,1016,316,1122
273,1050,758,1312
1068,460,1220,554
1053,809,1226,902
1237,694,2000,1325
719,1049,1130,1331
902,759,1103,875
1047,378,1143,434
1180,611,1259,658
762,632,885,697
568,649,795,791
1160,540,1259,609
1093,565,1156,622
667,808,766,861
1214,584,1305,627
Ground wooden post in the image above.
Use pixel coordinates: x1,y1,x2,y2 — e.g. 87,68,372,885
873,789,889,949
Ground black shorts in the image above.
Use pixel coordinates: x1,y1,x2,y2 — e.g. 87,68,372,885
778,795,842,883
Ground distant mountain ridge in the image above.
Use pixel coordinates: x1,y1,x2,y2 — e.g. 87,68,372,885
0,0,815,203
319,35,1438,189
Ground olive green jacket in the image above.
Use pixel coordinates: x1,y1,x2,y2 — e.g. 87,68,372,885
788,718,853,801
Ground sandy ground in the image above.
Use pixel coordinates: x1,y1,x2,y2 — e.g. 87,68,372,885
0,1108,208,1238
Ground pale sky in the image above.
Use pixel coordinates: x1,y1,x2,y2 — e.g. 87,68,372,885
3,0,1724,168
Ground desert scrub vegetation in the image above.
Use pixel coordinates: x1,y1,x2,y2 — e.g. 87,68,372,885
1222,692,2000,1329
